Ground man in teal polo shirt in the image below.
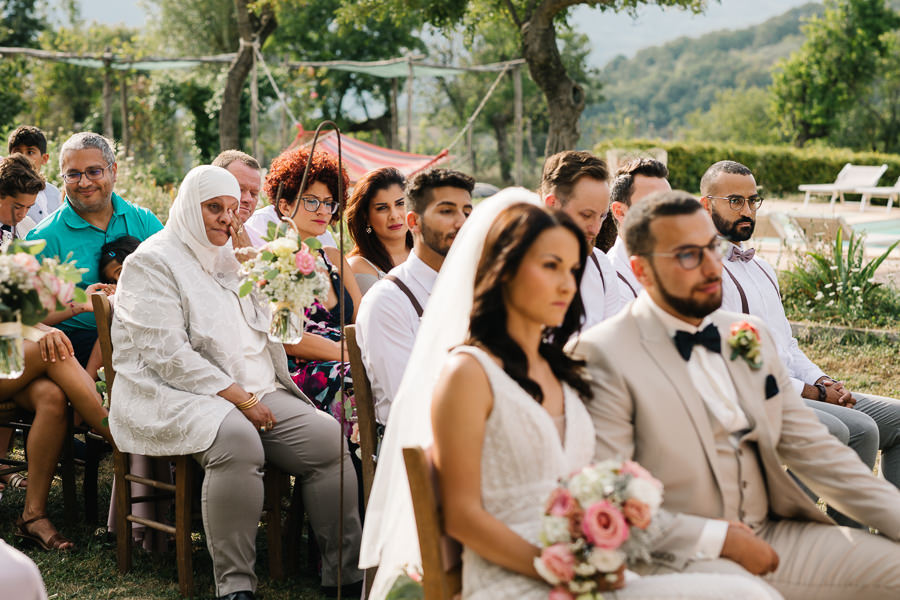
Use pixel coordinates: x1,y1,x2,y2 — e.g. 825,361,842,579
26,132,163,365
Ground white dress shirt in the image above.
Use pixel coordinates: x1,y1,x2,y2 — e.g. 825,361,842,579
244,204,336,248
720,244,825,395
643,293,750,559
580,248,624,330
356,250,436,424
26,183,61,225
610,236,643,307
1,215,36,243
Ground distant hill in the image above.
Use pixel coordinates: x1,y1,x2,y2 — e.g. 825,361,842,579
583,2,824,139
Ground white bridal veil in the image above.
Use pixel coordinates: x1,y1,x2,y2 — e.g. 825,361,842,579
359,187,542,598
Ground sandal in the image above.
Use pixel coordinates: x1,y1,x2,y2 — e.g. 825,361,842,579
15,514,74,551
1,472,27,489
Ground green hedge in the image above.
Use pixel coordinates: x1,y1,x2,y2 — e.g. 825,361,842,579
593,139,900,197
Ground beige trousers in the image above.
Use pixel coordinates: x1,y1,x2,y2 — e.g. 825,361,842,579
640,519,900,600
194,389,363,596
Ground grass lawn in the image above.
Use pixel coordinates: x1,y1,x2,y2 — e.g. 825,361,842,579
0,454,331,599
797,334,900,398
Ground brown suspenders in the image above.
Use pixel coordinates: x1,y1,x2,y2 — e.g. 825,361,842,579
589,252,606,292
384,274,424,318
617,272,637,298
723,262,780,315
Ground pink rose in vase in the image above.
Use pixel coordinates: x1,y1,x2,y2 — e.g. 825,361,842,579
582,500,629,550
295,249,317,275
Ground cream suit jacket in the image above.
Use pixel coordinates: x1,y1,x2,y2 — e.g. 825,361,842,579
570,297,900,570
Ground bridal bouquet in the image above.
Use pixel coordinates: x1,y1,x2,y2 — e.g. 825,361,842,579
0,239,87,377
534,459,664,599
238,222,329,344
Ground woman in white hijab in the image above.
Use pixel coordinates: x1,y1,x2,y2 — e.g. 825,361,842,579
109,165,362,600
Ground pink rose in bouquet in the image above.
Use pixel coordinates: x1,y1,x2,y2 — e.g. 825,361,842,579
620,460,656,483
622,498,652,530
582,500,629,549
295,248,317,275
548,587,575,600
12,253,40,275
535,543,576,585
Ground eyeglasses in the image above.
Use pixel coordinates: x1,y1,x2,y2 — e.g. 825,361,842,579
704,194,764,211
300,195,339,215
61,163,112,184
646,237,730,270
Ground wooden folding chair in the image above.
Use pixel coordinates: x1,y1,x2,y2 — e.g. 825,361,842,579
403,446,462,600
344,325,377,506
93,293,290,596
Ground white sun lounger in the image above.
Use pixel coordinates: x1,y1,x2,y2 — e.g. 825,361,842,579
799,163,888,207
854,175,900,213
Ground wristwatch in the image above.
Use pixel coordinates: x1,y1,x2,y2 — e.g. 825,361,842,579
814,382,827,402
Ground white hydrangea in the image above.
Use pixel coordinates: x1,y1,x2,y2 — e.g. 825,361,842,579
589,548,624,572
626,477,662,512
539,515,572,545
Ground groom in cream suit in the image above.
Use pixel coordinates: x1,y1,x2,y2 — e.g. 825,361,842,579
571,191,900,600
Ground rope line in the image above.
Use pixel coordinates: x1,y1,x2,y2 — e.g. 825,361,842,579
443,64,512,155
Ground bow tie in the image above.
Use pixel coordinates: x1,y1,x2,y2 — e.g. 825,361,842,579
674,324,721,361
727,245,756,262
0,223,11,232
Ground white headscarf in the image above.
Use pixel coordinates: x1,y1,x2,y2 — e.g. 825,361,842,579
360,187,542,598
167,165,241,273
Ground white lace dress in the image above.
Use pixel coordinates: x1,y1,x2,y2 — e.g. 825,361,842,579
455,346,781,600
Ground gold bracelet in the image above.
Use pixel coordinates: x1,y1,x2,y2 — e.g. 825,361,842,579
236,393,259,411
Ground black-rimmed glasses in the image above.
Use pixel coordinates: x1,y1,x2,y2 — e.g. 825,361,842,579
646,237,731,270
704,194,764,211
300,195,339,214
61,163,113,184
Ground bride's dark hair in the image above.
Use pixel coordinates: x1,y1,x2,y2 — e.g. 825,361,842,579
466,203,592,402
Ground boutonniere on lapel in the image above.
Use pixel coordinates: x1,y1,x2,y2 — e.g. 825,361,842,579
727,321,762,370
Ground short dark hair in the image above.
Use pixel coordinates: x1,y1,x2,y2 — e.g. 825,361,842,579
609,158,669,207
622,190,703,257
212,149,260,171
8,125,48,154
699,160,753,197
540,151,609,204
99,235,141,283
0,153,45,198
405,168,475,214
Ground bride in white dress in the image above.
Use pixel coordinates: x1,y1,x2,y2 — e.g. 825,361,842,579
361,190,779,600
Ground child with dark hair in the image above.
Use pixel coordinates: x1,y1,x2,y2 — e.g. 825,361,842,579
99,235,140,283
7,125,61,224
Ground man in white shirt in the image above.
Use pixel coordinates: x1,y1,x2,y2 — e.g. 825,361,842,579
7,126,61,225
212,150,265,248
608,158,672,306
573,190,900,599
0,154,44,243
541,150,623,329
700,160,900,497
355,168,474,424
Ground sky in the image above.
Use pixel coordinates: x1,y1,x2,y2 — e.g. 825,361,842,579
75,0,819,68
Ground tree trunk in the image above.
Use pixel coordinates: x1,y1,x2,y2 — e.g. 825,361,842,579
520,8,584,156
219,0,276,152
491,113,512,185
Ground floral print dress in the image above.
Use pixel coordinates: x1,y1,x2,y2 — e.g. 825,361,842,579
289,250,356,437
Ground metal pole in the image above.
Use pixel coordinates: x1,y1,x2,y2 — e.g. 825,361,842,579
250,40,260,159
513,64,523,186
102,46,114,140
390,77,399,149
406,58,414,152
119,72,130,157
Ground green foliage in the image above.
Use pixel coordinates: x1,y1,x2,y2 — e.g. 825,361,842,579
115,154,175,223
385,571,424,600
593,137,900,196
771,0,900,146
586,3,819,139
781,229,900,327
682,87,780,145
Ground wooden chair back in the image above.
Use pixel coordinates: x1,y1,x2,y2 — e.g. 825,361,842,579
344,324,378,506
403,446,462,600
92,293,116,393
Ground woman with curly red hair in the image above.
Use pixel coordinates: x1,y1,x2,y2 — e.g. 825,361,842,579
263,148,362,436
345,167,412,294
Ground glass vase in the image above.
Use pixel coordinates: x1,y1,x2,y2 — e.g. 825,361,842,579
0,319,24,379
268,303,303,344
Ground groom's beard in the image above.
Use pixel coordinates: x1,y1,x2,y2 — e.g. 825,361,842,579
650,262,722,320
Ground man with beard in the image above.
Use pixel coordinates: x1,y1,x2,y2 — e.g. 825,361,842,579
571,190,900,600
355,168,474,425
541,150,623,329
608,158,672,306
26,132,163,365
700,160,900,501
